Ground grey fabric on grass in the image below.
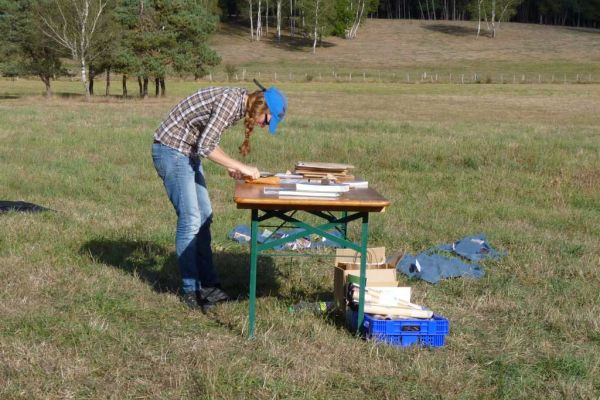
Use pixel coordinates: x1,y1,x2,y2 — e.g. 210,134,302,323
397,234,506,284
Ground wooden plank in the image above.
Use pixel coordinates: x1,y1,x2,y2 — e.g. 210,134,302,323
295,161,355,171
234,181,390,212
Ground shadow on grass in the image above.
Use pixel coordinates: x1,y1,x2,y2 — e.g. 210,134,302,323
564,26,600,34
215,19,336,52
80,237,279,299
55,92,85,99
0,94,21,100
266,34,337,52
424,23,480,37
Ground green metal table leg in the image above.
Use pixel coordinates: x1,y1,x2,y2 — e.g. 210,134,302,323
248,209,259,338
356,212,369,333
341,211,348,245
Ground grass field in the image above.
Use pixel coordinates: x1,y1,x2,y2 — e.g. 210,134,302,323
1,77,598,399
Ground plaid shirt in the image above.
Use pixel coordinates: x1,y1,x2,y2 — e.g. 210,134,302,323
154,87,247,157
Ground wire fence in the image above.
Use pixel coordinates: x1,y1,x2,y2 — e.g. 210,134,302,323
203,69,598,85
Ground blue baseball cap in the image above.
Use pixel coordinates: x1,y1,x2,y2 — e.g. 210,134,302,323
264,86,287,135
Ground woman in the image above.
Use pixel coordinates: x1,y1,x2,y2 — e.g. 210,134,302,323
152,84,287,310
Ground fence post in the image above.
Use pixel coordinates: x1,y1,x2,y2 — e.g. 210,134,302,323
449,73,452,83
209,73,212,82
243,69,246,80
407,73,410,83
274,72,277,81
363,72,366,81
461,74,464,84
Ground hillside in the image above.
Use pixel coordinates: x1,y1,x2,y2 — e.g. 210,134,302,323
209,19,600,76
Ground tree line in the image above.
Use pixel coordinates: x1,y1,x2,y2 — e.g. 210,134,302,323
224,0,599,39
369,0,599,28
0,0,382,97
0,0,222,99
1,0,598,98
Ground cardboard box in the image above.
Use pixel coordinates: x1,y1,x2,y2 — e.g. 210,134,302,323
333,247,400,310
335,247,386,268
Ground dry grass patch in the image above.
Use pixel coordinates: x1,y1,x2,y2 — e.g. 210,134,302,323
211,20,600,75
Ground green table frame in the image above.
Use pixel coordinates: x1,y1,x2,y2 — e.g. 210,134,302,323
248,209,370,338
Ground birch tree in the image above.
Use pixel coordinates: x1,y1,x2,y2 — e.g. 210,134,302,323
256,0,262,39
348,0,377,38
249,0,254,40
298,0,334,53
36,0,110,99
470,0,523,37
332,0,378,39
276,0,282,39
311,0,320,51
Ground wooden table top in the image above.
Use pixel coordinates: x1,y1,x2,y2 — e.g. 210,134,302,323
234,182,390,212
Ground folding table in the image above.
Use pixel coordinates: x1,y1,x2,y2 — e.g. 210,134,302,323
234,181,390,338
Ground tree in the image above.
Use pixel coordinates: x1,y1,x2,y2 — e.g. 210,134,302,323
0,0,65,96
36,0,113,99
117,0,221,98
276,0,282,39
343,0,378,38
298,0,335,53
469,0,523,37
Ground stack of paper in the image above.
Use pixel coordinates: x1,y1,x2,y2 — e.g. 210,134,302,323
341,180,368,189
263,187,340,199
295,183,350,193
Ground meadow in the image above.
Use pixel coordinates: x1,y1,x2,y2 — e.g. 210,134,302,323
1,19,600,400
1,77,598,399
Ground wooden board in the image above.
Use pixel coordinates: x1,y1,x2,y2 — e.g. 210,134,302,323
234,181,390,212
295,161,355,171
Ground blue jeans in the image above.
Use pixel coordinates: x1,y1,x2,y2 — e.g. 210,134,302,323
152,143,219,294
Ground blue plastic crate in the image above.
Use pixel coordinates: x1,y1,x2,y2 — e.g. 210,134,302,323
349,311,449,348
364,313,449,336
369,332,446,348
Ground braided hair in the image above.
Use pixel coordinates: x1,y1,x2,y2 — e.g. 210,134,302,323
240,90,269,156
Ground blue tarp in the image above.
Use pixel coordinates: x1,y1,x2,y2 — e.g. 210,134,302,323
228,224,342,251
397,234,506,284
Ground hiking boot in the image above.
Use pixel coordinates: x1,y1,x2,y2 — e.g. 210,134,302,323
180,291,201,310
198,286,231,312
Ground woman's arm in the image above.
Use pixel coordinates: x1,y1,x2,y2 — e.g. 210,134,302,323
206,146,260,180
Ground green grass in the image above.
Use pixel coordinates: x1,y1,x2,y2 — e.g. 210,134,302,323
1,80,599,399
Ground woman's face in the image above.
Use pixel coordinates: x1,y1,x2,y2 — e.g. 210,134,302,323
256,111,271,128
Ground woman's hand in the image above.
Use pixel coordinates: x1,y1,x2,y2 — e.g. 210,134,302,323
227,168,244,180
207,147,260,180
239,165,260,180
